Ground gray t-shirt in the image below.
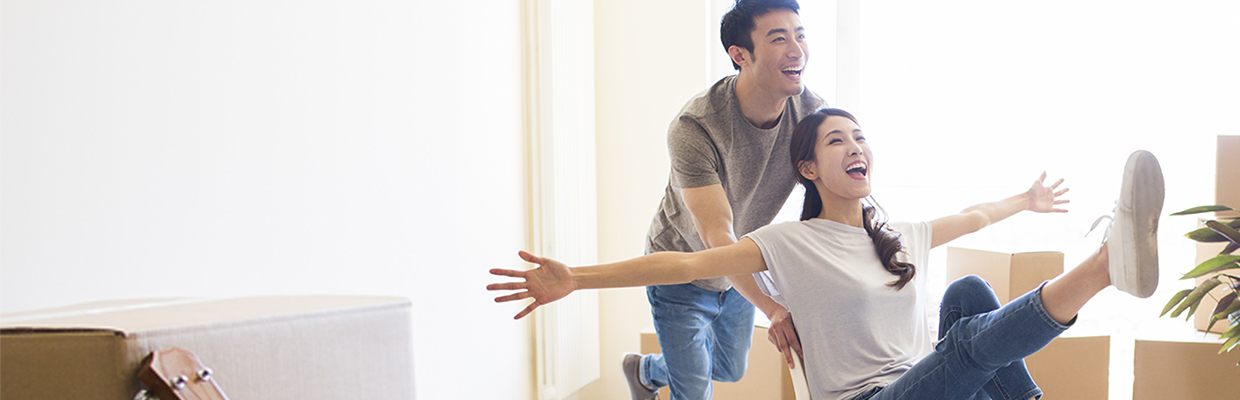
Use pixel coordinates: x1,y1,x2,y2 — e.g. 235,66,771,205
747,219,933,400
644,75,825,291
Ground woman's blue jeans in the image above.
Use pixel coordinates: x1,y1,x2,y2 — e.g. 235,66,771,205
640,283,755,400
856,275,1071,400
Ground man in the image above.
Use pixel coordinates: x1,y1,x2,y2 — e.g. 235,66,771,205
622,1,825,399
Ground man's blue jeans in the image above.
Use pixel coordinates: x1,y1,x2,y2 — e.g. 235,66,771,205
856,276,1069,400
640,283,755,400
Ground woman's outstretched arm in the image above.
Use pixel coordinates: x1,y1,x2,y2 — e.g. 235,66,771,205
930,172,1069,248
488,238,768,319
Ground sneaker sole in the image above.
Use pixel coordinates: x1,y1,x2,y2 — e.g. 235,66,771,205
1111,150,1164,298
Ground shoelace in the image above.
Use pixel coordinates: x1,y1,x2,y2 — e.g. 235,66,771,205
1086,201,1119,243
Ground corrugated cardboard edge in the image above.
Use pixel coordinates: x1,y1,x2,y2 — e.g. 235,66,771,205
0,295,409,334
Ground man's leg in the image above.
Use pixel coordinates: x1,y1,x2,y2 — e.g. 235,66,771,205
709,287,755,383
643,283,720,400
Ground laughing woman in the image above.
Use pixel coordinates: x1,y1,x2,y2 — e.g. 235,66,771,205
488,108,1164,400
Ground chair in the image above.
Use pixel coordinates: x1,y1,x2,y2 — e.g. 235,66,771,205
789,352,812,400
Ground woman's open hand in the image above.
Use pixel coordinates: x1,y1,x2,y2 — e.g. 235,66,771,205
1027,171,1069,213
488,251,576,320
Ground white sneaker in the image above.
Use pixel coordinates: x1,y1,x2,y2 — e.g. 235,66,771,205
1106,150,1164,298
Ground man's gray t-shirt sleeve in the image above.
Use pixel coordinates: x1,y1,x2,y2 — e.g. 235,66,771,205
669,117,722,189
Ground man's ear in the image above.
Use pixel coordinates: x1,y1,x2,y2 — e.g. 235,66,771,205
727,45,749,69
798,161,817,180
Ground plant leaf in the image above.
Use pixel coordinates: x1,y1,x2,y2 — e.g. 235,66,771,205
1221,324,1240,354
1171,205,1239,216
1170,278,1221,318
1181,255,1240,279
1186,219,1240,243
1161,288,1194,317
1216,299,1240,322
1224,242,1240,256
1214,292,1238,316
1205,293,1238,332
1206,220,1240,247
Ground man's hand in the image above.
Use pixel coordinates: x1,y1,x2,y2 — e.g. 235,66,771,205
766,308,803,369
488,251,576,320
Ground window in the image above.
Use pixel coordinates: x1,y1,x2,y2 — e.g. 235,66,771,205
854,2,1240,399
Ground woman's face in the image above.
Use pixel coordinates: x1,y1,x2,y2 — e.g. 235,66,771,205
801,115,873,201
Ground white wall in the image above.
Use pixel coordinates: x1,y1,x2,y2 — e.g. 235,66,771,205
586,0,737,399
0,1,534,399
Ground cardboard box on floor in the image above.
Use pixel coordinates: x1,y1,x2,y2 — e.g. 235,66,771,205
641,324,795,400
1023,335,1109,400
946,247,1109,400
1133,337,1240,400
0,296,415,400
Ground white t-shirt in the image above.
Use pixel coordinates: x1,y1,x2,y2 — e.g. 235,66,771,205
747,218,933,400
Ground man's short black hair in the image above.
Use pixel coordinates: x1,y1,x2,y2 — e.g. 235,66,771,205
720,0,801,70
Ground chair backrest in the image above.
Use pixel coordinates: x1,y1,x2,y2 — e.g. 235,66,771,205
789,353,812,400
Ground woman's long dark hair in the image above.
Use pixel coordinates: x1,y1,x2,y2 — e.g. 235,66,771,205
789,108,916,290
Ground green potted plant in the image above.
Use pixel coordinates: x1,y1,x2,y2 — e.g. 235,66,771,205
1161,205,1240,357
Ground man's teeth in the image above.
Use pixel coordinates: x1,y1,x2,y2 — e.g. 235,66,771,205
782,68,802,75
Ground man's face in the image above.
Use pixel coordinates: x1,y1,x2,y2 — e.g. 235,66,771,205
740,9,808,98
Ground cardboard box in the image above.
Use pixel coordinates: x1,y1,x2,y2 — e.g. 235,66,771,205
1023,335,1109,400
1133,338,1240,400
641,324,795,400
1216,135,1240,219
946,247,1110,400
946,247,1064,303
1,296,414,400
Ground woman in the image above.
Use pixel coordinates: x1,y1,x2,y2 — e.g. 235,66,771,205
488,108,1164,400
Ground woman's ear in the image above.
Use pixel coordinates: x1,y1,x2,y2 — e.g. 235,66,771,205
798,161,817,180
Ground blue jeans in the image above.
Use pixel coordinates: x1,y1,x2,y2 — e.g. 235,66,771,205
857,276,1070,400
641,283,755,400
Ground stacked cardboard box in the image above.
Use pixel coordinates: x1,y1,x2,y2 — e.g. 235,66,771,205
946,247,1110,400
1,296,415,399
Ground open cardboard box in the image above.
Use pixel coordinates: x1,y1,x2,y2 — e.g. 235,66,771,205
1,295,415,399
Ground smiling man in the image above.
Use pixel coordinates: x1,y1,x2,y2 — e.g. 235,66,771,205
622,1,826,399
